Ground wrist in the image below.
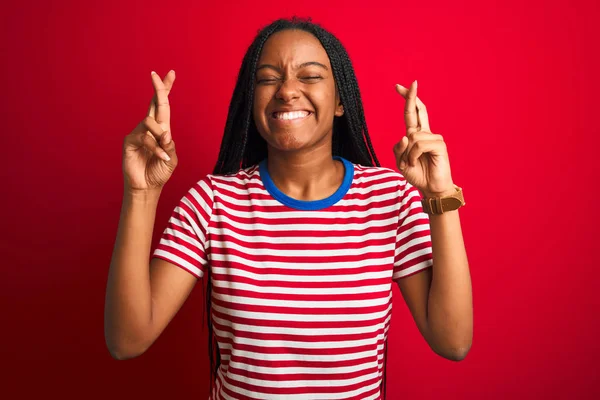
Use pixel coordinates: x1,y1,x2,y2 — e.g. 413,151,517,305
421,184,456,198
124,186,162,204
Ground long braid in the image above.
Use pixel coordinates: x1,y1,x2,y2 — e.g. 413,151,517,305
208,16,388,399
206,20,286,399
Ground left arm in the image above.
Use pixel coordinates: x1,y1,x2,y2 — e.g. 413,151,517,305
397,204,472,361
393,81,473,361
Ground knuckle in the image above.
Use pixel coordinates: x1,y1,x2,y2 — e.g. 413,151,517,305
143,116,155,126
142,132,156,147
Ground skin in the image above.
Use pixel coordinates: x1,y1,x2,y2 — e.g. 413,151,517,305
253,29,345,201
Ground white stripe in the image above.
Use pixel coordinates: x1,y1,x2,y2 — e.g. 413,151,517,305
213,313,392,336
352,170,402,185
156,234,206,264
211,267,391,283
393,258,433,279
212,292,392,310
209,227,395,244
152,249,203,277
227,359,377,375
227,370,380,388
211,239,395,258
161,223,203,250
397,223,430,242
345,180,398,195
210,253,394,271
212,198,399,219
395,234,432,257
173,205,208,244
396,246,433,267
225,347,383,362
223,373,381,399
212,186,403,210
212,279,391,295
397,191,423,218
212,213,397,232
212,303,392,323
219,354,384,371
187,179,213,216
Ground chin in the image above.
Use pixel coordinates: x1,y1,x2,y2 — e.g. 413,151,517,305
263,130,315,152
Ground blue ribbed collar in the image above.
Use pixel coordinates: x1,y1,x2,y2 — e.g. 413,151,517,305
259,156,354,211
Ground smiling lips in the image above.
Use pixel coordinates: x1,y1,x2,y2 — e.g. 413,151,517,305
271,110,312,122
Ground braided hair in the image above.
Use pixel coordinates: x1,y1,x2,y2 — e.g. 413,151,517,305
206,16,387,399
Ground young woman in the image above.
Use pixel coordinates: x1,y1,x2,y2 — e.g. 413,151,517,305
105,17,473,400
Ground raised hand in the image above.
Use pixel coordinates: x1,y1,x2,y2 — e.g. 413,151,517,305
122,70,178,191
393,81,455,197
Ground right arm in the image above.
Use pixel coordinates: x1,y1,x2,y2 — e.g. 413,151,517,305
104,70,196,360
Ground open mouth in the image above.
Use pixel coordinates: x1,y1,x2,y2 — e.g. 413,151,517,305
271,111,313,121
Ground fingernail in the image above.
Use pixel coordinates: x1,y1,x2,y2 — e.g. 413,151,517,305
162,152,171,161
400,160,406,169
414,80,418,88
151,71,156,76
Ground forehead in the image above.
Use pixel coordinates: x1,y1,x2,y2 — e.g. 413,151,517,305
257,29,330,68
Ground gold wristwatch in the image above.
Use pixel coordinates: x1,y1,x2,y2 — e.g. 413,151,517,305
421,185,465,215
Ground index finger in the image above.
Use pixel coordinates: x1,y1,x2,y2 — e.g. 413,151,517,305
149,70,176,129
404,80,419,134
395,84,430,132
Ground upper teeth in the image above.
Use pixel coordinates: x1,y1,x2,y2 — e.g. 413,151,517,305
274,111,309,120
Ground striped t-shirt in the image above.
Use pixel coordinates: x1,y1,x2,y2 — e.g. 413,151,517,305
152,156,433,400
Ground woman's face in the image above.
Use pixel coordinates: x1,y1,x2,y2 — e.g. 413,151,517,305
252,29,344,154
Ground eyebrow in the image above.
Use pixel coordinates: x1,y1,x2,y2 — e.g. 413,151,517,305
256,61,329,72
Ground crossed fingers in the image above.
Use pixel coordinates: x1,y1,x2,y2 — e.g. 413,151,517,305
396,81,430,134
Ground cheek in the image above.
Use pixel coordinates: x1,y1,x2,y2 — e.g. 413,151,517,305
253,91,271,121
313,85,337,115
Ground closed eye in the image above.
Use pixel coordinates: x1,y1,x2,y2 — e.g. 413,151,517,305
257,78,279,84
256,76,322,84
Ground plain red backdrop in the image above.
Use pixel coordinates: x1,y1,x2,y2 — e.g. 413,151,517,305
2,0,599,398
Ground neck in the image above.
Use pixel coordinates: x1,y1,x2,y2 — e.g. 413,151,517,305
265,145,344,202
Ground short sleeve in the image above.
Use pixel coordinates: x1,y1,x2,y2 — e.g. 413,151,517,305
392,180,433,281
152,175,214,279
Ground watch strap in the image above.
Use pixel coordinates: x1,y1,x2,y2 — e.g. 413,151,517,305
421,185,465,215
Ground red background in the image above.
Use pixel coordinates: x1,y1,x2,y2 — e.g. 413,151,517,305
2,0,599,398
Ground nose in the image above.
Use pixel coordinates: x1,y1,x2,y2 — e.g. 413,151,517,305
275,77,301,103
